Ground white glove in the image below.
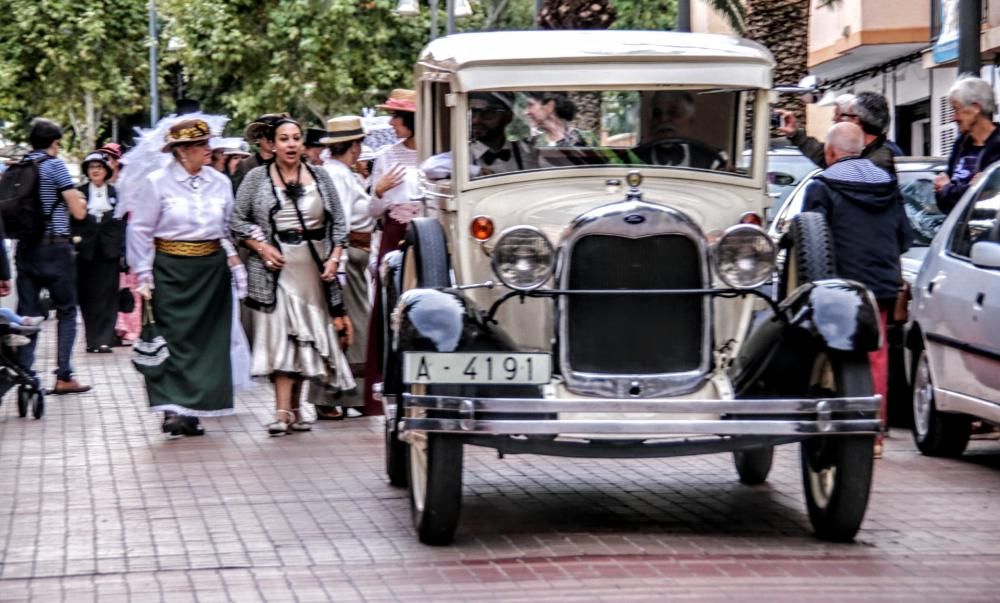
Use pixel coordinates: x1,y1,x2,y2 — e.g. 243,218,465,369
231,264,248,300
136,273,154,300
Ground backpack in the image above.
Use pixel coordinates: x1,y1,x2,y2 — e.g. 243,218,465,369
0,154,54,241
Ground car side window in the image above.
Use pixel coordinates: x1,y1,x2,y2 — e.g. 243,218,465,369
949,172,1000,258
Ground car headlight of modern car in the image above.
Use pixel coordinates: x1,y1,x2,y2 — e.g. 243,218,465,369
713,225,776,288
491,226,555,290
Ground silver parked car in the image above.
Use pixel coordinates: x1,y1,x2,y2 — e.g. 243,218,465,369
908,162,1000,456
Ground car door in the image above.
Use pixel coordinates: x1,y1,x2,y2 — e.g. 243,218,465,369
921,172,1000,403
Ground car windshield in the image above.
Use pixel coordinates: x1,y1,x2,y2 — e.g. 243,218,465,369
461,88,758,180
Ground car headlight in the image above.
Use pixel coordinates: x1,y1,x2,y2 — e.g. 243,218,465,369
490,226,555,290
713,225,776,289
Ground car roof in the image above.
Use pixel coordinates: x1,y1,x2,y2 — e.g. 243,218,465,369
416,31,775,92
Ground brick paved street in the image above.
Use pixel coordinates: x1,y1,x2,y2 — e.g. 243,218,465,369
1,324,999,602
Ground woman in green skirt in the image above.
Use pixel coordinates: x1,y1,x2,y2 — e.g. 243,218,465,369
125,118,250,437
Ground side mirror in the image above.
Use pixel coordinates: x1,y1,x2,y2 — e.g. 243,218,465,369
768,171,795,187
971,241,1000,269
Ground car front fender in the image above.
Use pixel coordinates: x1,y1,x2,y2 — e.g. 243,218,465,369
394,288,518,354
730,279,881,396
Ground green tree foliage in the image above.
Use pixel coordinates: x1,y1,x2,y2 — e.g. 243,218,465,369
0,0,149,151
159,0,431,131
609,1,677,31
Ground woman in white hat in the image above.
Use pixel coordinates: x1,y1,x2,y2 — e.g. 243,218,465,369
73,151,125,353
126,118,249,437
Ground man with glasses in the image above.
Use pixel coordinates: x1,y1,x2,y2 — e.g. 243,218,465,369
777,92,897,175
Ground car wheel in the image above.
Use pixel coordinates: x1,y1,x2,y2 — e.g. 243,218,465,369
382,219,452,487
911,349,971,457
800,352,875,542
408,428,463,546
779,212,836,299
733,446,774,485
384,392,409,487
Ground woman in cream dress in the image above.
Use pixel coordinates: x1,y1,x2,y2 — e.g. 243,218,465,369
231,118,354,436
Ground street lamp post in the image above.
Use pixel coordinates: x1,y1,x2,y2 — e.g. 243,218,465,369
149,0,159,126
396,0,472,39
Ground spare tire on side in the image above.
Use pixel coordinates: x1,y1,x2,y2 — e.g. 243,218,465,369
778,212,836,299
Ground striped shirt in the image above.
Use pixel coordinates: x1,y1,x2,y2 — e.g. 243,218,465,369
25,150,75,236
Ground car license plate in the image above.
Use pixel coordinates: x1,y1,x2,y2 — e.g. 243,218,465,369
402,352,550,385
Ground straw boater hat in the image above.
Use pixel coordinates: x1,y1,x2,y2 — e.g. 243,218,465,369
161,119,212,152
243,112,290,143
376,89,417,112
319,116,366,145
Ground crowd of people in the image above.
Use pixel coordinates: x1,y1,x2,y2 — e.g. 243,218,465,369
5,75,994,445
1,89,421,438
776,75,999,457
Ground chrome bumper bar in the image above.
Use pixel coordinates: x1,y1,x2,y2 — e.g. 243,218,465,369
398,393,882,436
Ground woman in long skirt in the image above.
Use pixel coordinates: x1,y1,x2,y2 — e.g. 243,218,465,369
73,152,125,353
126,118,249,437
230,118,354,436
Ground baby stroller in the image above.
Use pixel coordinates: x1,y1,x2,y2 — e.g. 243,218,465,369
0,318,44,419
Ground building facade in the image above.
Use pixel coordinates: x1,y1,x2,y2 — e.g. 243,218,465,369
693,0,1000,158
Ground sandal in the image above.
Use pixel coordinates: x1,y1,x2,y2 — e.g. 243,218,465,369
290,410,313,432
268,409,294,437
315,405,344,421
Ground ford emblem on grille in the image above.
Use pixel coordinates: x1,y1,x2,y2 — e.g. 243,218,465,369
623,214,646,225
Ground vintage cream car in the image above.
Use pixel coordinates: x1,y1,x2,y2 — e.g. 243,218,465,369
375,31,883,545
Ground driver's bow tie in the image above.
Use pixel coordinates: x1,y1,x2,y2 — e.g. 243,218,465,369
481,148,512,165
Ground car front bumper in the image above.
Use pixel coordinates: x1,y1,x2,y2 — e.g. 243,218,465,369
396,393,882,436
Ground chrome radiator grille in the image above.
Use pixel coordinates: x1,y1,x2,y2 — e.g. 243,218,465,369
566,234,704,375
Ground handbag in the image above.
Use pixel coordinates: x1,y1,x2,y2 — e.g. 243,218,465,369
131,300,170,379
118,287,136,314
271,166,344,318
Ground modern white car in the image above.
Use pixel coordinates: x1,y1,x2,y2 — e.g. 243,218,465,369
908,162,1000,456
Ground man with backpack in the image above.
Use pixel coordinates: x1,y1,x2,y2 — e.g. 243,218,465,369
4,119,91,394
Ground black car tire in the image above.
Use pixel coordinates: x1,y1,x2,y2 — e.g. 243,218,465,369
779,212,836,299
911,348,971,457
800,352,875,543
384,219,452,488
409,432,463,546
733,446,774,485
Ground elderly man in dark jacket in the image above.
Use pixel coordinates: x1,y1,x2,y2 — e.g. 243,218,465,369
778,92,897,175
803,121,912,458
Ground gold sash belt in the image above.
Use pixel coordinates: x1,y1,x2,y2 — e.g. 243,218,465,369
154,239,221,257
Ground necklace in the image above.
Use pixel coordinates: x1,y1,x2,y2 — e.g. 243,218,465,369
275,163,304,202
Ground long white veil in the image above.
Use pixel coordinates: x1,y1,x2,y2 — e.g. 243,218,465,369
115,113,229,219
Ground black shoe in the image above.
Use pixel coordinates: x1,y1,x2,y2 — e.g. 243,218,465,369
161,415,185,437
97,345,112,354
181,416,205,437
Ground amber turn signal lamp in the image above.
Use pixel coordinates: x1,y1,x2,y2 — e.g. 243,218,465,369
739,212,763,226
470,216,495,241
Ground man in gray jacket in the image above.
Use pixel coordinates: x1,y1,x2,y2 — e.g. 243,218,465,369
777,91,897,175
